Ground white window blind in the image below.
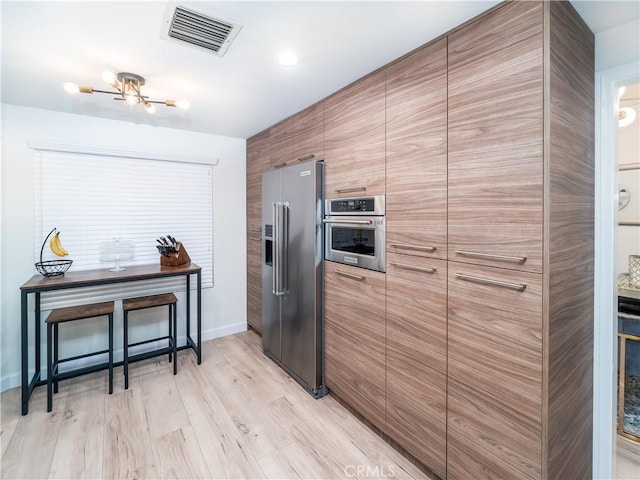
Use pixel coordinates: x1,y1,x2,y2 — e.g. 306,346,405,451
34,150,213,309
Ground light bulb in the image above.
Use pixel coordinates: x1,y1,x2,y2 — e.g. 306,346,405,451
125,94,138,105
102,71,117,87
278,51,298,66
176,99,190,110
63,82,80,94
619,107,637,127
144,102,157,114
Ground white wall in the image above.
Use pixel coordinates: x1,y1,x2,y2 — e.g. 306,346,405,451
617,93,640,277
596,19,640,72
0,104,247,391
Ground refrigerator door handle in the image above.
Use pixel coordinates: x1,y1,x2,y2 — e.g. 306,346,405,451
272,202,280,295
281,203,289,294
272,202,289,296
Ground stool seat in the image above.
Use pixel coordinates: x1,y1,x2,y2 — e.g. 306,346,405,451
46,301,115,324
123,293,178,312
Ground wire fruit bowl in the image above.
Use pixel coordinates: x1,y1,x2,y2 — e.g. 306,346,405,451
35,227,73,277
35,259,73,277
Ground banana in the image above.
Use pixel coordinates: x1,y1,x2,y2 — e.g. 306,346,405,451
49,231,69,257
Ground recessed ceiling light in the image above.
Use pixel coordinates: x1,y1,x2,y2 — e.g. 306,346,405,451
278,52,298,66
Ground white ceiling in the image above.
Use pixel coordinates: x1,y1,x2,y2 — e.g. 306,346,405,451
2,1,639,139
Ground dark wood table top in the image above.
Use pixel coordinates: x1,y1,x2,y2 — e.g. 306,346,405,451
20,263,201,292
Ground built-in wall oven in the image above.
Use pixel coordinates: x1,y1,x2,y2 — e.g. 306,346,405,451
323,195,385,272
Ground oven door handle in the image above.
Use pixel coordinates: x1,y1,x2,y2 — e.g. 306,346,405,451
322,219,372,225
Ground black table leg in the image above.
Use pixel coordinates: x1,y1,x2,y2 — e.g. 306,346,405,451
35,293,41,384
197,271,202,364
21,291,28,415
186,274,191,341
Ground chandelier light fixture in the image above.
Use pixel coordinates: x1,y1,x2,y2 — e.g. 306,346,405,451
63,71,190,114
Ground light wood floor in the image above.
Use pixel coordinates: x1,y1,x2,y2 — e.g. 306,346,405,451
1,330,430,479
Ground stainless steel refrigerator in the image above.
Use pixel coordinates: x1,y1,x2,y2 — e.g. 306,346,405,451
262,160,327,398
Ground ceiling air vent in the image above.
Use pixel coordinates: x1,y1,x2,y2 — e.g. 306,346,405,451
163,6,242,57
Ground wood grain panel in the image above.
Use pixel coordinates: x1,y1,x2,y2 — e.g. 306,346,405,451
293,103,324,162
247,131,269,227
269,118,294,168
544,1,594,478
386,254,447,374
386,39,447,260
386,354,446,479
448,1,544,273
247,131,269,333
324,264,386,430
447,261,543,480
247,236,262,332
324,71,385,197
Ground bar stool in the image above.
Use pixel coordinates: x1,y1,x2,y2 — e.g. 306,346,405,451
122,293,178,389
45,301,114,412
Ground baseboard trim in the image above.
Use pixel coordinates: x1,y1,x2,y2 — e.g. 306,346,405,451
0,321,247,393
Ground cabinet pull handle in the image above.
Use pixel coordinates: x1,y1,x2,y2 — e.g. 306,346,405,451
323,219,372,225
248,227,262,233
454,273,526,292
335,187,366,194
336,270,366,281
297,154,315,162
455,250,527,264
389,243,437,252
389,262,436,274
249,237,261,242
273,162,287,169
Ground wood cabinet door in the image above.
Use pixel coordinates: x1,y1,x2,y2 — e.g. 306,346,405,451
324,263,386,430
386,39,447,260
269,118,294,169
246,131,269,332
447,1,543,273
447,262,542,480
386,254,447,478
324,71,385,198
247,132,270,228
293,103,323,163
246,235,262,332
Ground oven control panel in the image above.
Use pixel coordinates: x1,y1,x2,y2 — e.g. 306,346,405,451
326,195,385,216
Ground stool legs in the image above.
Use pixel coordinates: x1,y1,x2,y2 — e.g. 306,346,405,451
108,312,114,395
168,305,173,364
46,323,53,413
173,303,178,375
124,310,129,390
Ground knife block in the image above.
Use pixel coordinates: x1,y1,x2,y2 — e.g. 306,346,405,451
160,242,191,267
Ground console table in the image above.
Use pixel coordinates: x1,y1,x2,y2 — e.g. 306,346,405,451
19,263,202,415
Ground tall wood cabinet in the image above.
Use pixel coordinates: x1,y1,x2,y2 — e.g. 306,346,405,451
324,264,386,430
247,1,593,478
446,2,594,479
246,131,270,332
384,36,448,478
386,38,448,260
269,103,324,169
324,70,386,198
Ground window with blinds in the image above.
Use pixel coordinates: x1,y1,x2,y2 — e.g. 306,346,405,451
34,150,213,309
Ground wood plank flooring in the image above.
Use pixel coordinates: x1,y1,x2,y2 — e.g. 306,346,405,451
1,331,431,479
